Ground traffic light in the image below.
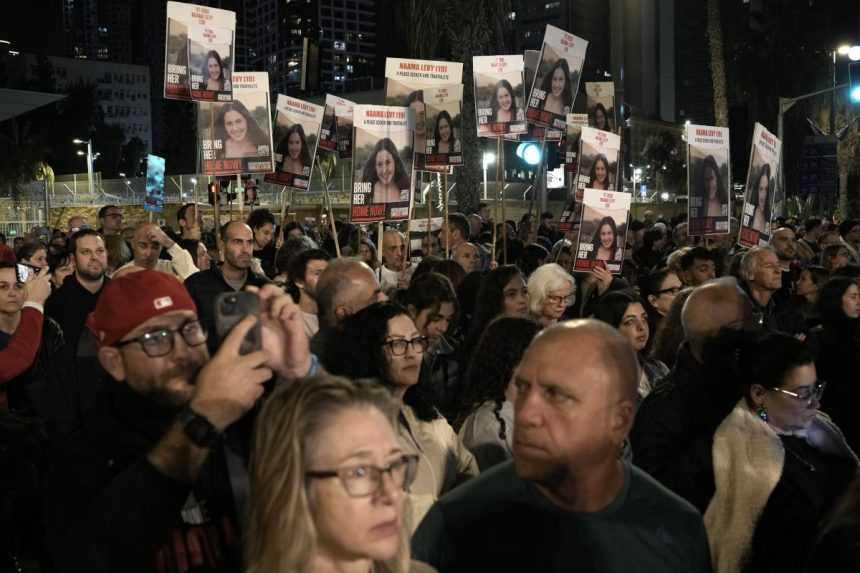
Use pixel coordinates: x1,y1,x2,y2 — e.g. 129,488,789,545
850,61,860,103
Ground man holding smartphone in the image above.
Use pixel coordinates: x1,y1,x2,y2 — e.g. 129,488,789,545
45,270,315,573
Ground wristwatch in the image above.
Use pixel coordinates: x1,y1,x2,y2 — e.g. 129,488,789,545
177,406,222,448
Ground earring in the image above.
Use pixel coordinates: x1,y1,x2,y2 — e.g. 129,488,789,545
756,404,769,422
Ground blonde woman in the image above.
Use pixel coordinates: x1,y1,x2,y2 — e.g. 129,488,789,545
246,374,435,573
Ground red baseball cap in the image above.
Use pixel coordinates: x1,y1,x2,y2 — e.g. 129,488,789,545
87,270,197,347
0,244,15,263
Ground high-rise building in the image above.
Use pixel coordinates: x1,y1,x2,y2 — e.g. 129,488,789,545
238,0,377,96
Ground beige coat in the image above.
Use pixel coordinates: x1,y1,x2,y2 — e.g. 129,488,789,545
399,404,479,531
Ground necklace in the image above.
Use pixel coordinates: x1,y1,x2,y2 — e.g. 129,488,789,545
782,440,816,473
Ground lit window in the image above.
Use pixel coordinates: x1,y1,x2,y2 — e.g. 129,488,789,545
544,1,560,8
334,40,346,50
508,11,516,20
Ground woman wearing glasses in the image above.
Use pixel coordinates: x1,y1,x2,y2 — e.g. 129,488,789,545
704,333,856,573
327,302,479,530
526,263,576,328
246,375,434,573
639,267,683,336
593,289,669,399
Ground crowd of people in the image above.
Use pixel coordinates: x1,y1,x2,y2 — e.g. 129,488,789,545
2,201,860,572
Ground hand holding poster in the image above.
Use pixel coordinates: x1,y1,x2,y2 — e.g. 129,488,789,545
526,26,588,131
686,124,731,236
198,72,273,176
585,82,616,133
265,95,324,190
424,85,464,168
739,122,781,247
144,154,166,213
473,55,527,137
351,105,415,224
573,188,631,274
318,94,355,158
384,58,463,172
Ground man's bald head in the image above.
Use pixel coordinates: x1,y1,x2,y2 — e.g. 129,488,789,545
131,223,162,269
681,278,752,360
316,258,385,327
528,320,639,402
381,229,405,271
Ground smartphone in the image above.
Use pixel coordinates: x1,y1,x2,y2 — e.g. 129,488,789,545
214,292,261,355
16,263,40,283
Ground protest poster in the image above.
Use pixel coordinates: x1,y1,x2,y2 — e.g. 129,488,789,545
144,154,166,213
506,50,563,143
384,58,463,172
473,55,527,137
164,2,235,101
577,126,621,191
557,114,590,234
573,188,631,274
686,123,731,236
197,72,273,177
585,82,616,133
318,94,355,159
424,85,464,168
264,95,324,190
350,105,415,224
525,25,588,131
739,122,781,247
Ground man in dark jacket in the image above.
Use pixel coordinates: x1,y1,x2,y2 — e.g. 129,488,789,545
45,229,109,347
739,246,804,335
630,278,753,512
184,221,268,352
44,270,314,573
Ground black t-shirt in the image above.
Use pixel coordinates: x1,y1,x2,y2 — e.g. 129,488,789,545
412,460,712,573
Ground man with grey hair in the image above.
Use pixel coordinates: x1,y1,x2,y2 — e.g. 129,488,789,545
631,278,754,512
413,320,712,572
739,245,803,334
313,258,386,360
379,229,413,293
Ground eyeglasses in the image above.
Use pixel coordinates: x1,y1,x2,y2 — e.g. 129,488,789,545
115,320,208,357
769,380,827,406
545,293,574,306
656,286,682,296
306,454,419,497
383,336,428,356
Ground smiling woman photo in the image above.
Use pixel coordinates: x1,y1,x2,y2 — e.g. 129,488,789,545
214,100,268,159
539,58,573,116
202,50,231,92
277,123,311,175
361,138,411,204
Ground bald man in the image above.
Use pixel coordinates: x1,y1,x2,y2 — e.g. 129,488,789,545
413,320,712,573
313,258,386,360
379,229,414,292
631,278,754,512
116,223,198,281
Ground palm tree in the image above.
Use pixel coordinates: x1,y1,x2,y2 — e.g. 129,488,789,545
707,0,728,128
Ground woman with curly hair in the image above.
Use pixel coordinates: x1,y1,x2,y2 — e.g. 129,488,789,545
539,58,573,116
214,100,268,159
490,79,520,124
457,316,540,470
590,215,621,261
276,123,311,175
588,153,612,190
325,302,479,529
362,138,411,204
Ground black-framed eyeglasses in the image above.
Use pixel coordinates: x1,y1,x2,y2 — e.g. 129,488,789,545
656,286,682,296
306,454,419,497
115,320,208,357
769,380,827,406
383,336,428,356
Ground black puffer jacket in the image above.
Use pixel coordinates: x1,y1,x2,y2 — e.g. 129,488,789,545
5,316,64,417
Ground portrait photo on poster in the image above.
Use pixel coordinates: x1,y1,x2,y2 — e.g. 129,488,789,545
742,149,775,243
687,146,730,236
187,24,234,102
318,95,355,159
526,27,587,131
351,105,415,224
573,189,630,274
424,85,463,167
198,89,272,176
473,55,527,137
577,141,619,191
585,82,616,133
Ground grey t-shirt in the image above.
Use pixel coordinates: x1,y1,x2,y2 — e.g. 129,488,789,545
412,460,712,573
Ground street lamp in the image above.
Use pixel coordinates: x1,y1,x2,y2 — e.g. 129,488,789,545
482,152,495,200
73,138,96,195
